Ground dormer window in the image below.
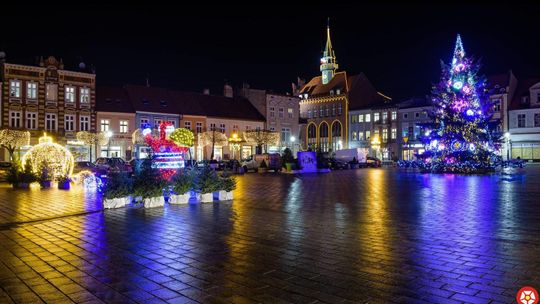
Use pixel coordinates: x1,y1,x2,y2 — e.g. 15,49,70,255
330,90,334,96
160,100,167,107
142,99,150,105
536,92,540,104
521,96,530,104
336,89,341,95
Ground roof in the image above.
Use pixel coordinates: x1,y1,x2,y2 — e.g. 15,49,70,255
397,96,432,109
95,87,134,113
299,71,391,110
98,85,266,121
509,78,540,110
487,73,510,89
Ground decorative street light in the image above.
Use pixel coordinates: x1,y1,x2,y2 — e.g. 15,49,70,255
228,132,243,160
106,131,113,157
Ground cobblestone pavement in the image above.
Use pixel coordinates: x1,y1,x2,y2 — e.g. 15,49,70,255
0,167,539,303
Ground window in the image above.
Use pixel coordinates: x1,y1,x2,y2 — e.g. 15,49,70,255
101,119,110,132
338,104,342,115
359,114,364,122
219,123,225,133
64,115,75,131
493,99,501,112
374,113,380,122
80,88,90,103
517,114,526,128
26,112,37,129
65,86,75,102
184,121,192,130
352,131,357,141
270,107,275,118
403,113,408,119
9,80,21,98
382,129,388,142
359,131,365,141
326,105,330,117
382,112,388,123
196,122,203,133
154,118,163,127
409,126,414,139
9,111,21,128
120,120,128,133
45,113,57,131
391,128,396,139
352,115,358,123
281,127,291,143
415,112,419,118
278,108,284,118
80,116,89,131
288,108,293,119
46,84,57,101
140,118,149,128
313,108,317,118
391,111,397,121
27,82,37,99
245,125,251,130
233,124,239,131
365,130,371,140
210,123,216,131
535,113,540,127
319,106,323,117
270,127,275,131
365,114,371,122
332,104,336,116
308,110,312,119
167,120,175,127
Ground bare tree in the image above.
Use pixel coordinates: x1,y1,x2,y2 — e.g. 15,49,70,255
200,129,228,160
243,129,280,154
0,129,31,162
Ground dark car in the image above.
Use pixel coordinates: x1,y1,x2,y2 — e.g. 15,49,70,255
328,158,349,170
95,157,133,177
366,156,382,168
219,159,240,171
128,158,152,173
73,161,98,174
0,161,12,182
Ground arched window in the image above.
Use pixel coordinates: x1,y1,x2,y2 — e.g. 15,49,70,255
307,123,317,149
319,123,329,152
331,121,342,151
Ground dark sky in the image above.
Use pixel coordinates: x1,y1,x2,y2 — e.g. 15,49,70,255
1,2,539,101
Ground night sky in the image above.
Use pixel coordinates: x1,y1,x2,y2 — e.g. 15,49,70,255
1,3,539,101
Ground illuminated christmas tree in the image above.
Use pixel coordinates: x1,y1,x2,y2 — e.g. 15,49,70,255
417,34,502,173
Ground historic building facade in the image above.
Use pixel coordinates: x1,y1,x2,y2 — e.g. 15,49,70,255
0,55,96,161
299,25,390,153
508,78,540,161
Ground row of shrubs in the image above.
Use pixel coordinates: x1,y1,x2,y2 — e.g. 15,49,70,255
102,161,237,201
7,159,71,189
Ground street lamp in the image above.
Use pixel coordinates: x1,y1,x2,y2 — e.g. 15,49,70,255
106,131,113,157
228,132,243,160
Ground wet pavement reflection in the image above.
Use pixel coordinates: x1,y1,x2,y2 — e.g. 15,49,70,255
0,167,539,303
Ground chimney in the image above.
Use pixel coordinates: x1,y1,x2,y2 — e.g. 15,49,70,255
203,88,210,95
224,84,233,98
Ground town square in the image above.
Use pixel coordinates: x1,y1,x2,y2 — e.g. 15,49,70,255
1,3,540,304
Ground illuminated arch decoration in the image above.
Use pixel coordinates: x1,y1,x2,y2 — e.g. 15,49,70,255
22,133,74,178
307,123,317,149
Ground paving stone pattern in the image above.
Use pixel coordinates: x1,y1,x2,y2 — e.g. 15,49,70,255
0,167,539,303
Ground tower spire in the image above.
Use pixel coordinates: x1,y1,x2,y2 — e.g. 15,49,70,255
320,18,338,84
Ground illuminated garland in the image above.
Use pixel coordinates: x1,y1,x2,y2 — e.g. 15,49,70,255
399,35,502,173
169,128,194,148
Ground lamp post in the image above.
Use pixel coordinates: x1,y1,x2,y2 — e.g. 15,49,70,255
504,132,511,160
106,131,113,157
290,136,296,153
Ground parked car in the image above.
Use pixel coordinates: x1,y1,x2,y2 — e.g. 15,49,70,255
128,158,152,173
366,156,382,168
73,161,98,174
327,158,349,170
219,159,240,171
241,153,282,172
0,161,12,182
95,157,133,177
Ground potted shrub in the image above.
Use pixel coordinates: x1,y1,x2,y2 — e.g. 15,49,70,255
133,161,168,208
57,174,72,190
39,166,52,188
258,159,268,173
6,161,21,188
221,175,237,200
282,148,295,172
102,172,132,209
12,160,38,189
197,166,219,202
170,169,192,204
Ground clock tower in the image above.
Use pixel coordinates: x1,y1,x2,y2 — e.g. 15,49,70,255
320,21,338,84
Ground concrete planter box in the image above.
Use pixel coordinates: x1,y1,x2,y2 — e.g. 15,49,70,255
58,181,70,190
144,196,165,208
103,196,131,209
201,193,213,203
169,193,190,204
226,191,233,200
40,181,52,188
216,190,227,201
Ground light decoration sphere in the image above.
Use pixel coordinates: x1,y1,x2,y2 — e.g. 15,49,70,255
462,85,471,94
22,133,74,178
469,143,476,152
454,63,465,72
466,109,474,116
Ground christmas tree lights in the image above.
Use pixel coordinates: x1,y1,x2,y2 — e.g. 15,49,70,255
400,35,502,173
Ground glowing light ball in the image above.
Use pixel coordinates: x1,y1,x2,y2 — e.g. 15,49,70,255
142,128,152,136
469,143,476,152
466,109,474,116
453,81,463,90
437,143,445,151
462,85,471,94
454,63,465,72
22,133,74,178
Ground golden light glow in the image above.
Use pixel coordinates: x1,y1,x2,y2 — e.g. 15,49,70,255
22,133,74,178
